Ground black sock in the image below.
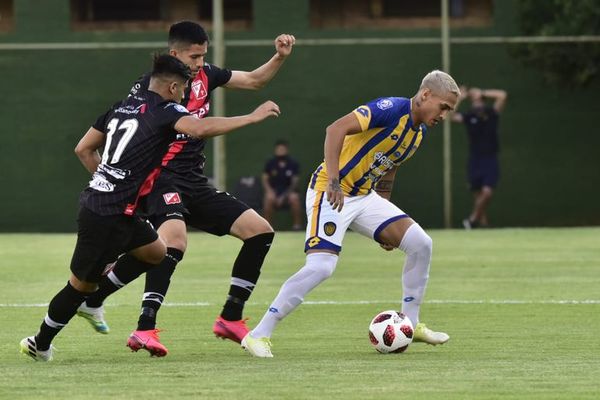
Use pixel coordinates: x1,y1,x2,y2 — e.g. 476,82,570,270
221,232,274,321
36,282,88,350
137,247,184,331
86,254,152,308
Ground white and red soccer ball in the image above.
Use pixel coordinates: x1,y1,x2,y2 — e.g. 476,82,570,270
368,310,414,353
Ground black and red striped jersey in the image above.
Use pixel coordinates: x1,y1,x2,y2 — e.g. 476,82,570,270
129,63,232,189
80,90,190,216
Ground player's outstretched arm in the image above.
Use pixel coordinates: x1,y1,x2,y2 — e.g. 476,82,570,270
225,34,296,90
74,127,105,173
175,100,280,139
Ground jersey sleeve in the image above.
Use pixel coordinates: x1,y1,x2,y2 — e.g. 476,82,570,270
352,97,406,131
158,102,191,129
91,100,121,132
205,64,233,91
92,110,110,133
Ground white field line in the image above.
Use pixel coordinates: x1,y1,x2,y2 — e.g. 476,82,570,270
1,35,600,51
2,299,600,308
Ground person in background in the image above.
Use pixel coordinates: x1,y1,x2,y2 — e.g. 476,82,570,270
451,86,507,229
262,140,303,230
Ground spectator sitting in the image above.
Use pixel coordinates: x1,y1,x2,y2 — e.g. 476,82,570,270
262,140,302,230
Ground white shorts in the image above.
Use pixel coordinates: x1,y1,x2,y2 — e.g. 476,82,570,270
304,188,409,253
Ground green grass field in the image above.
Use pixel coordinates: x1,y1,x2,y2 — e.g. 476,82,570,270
1,228,599,399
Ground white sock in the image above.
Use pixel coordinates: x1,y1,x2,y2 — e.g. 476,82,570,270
251,252,338,338
399,223,432,326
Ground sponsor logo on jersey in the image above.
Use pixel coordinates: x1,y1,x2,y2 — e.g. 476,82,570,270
175,133,191,140
376,98,394,110
323,222,337,236
191,80,207,100
115,105,142,115
191,103,210,119
89,173,115,192
163,192,182,205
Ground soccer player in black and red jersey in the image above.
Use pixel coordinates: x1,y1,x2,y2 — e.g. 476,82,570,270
19,54,280,361
76,21,295,356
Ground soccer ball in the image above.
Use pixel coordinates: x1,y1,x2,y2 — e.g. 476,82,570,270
368,310,414,353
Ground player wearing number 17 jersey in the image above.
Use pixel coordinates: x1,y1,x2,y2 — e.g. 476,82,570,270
19,54,280,361
76,22,295,357
243,70,460,357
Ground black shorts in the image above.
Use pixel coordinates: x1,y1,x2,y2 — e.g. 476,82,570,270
468,156,499,191
147,179,250,236
70,207,159,283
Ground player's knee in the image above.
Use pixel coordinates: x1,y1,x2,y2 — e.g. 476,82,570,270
164,236,187,253
401,224,432,256
306,252,338,280
69,275,97,293
146,250,166,265
250,218,274,236
246,231,275,251
156,218,187,251
233,210,274,239
143,240,168,265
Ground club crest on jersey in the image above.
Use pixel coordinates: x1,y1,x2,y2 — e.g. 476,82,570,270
376,98,394,110
323,222,337,236
163,192,182,205
191,80,207,100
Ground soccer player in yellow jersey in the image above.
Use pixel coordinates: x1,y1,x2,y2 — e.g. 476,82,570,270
242,70,460,357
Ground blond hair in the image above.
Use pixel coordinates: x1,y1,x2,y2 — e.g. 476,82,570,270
419,70,460,96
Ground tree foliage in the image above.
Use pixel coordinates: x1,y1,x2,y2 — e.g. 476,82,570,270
512,0,600,86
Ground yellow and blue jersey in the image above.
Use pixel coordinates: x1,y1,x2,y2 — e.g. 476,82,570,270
309,97,427,196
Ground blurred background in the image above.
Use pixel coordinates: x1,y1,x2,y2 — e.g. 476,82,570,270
0,0,598,232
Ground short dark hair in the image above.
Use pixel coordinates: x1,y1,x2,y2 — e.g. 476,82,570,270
168,21,209,48
151,54,192,82
274,139,289,147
